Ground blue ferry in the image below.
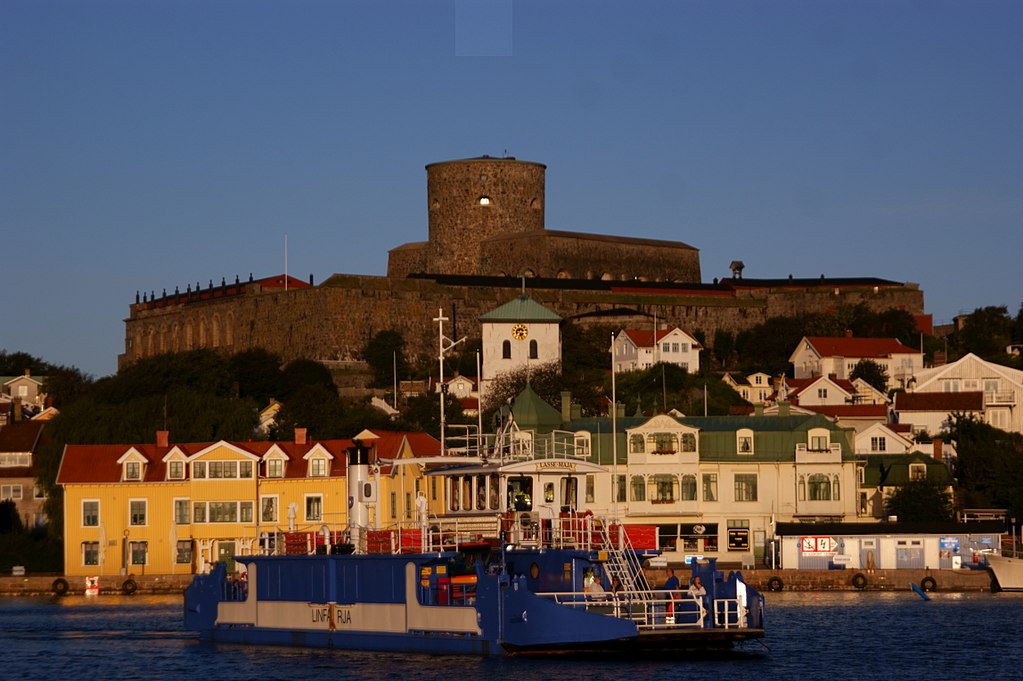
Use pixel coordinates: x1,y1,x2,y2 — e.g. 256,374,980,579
184,436,765,655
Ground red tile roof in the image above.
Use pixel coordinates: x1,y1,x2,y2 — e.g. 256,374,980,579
0,421,44,453
801,404,888,418
622,328,701,349
56,430,441,485
805,336,919,358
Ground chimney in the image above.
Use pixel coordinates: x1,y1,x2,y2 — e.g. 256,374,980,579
754,404,764,417
561,391,572,422
24,368,31,377
845,329,853,338
932,438,943,461
156,430,169,447
295,427,308,445
13,396,22,422
778,401,790,417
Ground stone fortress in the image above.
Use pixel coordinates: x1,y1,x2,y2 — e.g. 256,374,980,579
120,155,924,371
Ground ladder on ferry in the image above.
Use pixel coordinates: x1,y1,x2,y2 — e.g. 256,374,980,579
595,521,654,599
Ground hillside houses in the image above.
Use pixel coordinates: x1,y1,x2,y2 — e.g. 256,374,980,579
790,334,922,392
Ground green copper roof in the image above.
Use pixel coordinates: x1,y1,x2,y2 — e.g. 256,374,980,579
480,294,562,323
509,384,563,430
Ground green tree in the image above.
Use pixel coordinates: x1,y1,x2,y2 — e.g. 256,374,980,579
280,359,336,399
850,359,889,395
481,361,564,416
271,383,346,440
360,330,410,389
712,329,736,370
947,414,1023,518
955,306,1013,360
883,478,955,522
228,349,284,406
0,500,24,534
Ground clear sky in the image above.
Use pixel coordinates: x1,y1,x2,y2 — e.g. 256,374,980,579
3,1,1021,378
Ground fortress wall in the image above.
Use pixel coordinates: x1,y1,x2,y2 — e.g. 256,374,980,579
121,276,923,370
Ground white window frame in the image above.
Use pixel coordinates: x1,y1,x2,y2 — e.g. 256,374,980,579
173,498,190,525
129,498,148,526
260,494,279,523
81,499,100,528
309,458,328,477
305,494,323,522
266,458,285,478
124,461,141,481
2,483,23,501
167,460,185,480
82,541,100,566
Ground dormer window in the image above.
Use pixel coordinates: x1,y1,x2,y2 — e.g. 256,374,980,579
309,458,328,477
267,459,284,478
125,461,141,481
167,461,184,480
737,429,755,455
909,463,927,480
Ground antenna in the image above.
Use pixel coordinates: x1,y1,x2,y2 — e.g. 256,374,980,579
284,234,289,291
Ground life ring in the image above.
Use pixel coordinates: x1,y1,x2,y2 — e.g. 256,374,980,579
51,578,70,596
920,576,937,592
851,572,868,590
121,578,138,595
767,576,784,592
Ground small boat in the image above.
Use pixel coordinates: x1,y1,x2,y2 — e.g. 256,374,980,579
986,553,1023,592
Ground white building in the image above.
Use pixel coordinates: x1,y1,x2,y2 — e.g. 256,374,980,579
611,327,702,374
906,353,1023,435
479,294,562,401
789,335,922,392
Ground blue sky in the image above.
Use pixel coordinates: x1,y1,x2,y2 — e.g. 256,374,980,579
3,1,1021,378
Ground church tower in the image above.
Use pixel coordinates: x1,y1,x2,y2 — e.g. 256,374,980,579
479,292,562,402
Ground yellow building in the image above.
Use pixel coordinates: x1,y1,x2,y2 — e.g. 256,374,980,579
57,428,442,577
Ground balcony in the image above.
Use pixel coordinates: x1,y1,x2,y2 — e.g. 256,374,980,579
795,443,843,464
984,390,1016,406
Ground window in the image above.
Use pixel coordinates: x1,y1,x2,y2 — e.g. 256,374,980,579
672,342,680,353
662,342,670,353
239,461,253,478
129,499,147,526
630,434,645,454
630,475,646,502
193,502,207,523
870,436,886,452
130,541,148,565
702,474,718,502
680,433,697,452
82,500,99,527
680,343,689,353
734,474,758,502
681,474,697,501
1,483,22,500
529,339,538,359
0,453,31,467
909,463,927,481
615,474,627,503
208,502,237,523
261,495,278,523
651,433,677,453
168,460,184,480
740,429,757,456
176,540,193,564
585,475,595,504
502,340,511,359
208,461,238,479
174,499,190,524
574,434,590,457
125,461,141,480
389,491,397,519
817,388,828,399
306,495,323,522
650,474,677,503
809,474,831,501
833,476,841,501
309,458,328,477
240,501,253,523
192,461,206,479
82,541,99,566
810,435,829,451
266,459,284,478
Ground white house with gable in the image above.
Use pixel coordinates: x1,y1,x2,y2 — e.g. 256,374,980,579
906,353,1023,434
479,294,562,402
611,327,702,374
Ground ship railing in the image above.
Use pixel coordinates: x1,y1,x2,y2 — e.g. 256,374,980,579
534,589,707,630
712,598,748,629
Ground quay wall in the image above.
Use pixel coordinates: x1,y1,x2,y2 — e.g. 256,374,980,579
0,567,993,597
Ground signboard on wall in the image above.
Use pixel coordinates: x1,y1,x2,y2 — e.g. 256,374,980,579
727,529,750,551
800,536,837,553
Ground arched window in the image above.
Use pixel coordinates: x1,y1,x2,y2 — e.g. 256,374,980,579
502,340,511,359
529,339,538,359
832,476,841,501
629,434,645,454
630,475,646,501
809,474,831,501
681,474,697,501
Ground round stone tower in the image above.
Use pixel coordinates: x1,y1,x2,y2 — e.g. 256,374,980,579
426,156,546,275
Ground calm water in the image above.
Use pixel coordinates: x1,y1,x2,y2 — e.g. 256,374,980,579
1,591,1021,681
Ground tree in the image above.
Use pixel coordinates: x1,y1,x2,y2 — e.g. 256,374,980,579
850,359,889,395
947,413,1023,518
955,306,1013,360
713,329,735,370
481,361,564,415
360,330,410,389
883,478,955,522
228,349,284,405
280,359,336,400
